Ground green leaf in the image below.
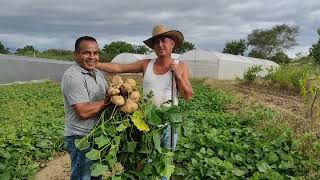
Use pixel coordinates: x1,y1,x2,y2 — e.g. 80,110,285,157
153,131,162,153
91,163,109,177
145,105,162,125
257,161,271,173
267,152,279,163
279,160,294,169
143,163,153,175
200,148,206,154
231,168,246,176
105,125,116,136
94,135,110,148
0,172,11,180
105,153,116,167
75,138,90,151
114,136,121,145
156,156,175,179
111,176,122,180
222,161,233,170
86,149,100,160
116,123,127,132
169,112,182,123
123,141,137,152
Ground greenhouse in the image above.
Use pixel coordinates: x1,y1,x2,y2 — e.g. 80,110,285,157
112,49,278,80
179,49,279,79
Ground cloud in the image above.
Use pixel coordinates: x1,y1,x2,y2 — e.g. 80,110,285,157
0,0,319,56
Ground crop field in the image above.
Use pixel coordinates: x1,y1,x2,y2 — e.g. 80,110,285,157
0,79,319,179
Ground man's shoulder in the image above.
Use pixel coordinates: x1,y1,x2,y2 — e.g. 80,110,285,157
63,65,82,77
177,60,188,68
62,65,84,83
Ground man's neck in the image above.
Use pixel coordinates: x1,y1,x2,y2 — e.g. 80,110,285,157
156,55,173,66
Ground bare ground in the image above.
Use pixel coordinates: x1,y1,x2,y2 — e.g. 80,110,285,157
34,154,70,180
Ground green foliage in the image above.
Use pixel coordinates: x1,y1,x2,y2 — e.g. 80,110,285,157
0,81,65,179
0,41,10,54
101,41,150,62
248,49,267,59
38,49,73,60
15,45,39,56
173,41,195,54
74,99,182,179
243,65,263,82
174,80,320,179
266,64,314,92
2,79,320,179
309,43,320,64
309,29,320,64
134,45,151,55
247,24,299,59
222,39,247,55
271,51,290,64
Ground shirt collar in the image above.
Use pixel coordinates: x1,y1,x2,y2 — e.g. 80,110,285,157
74,63,97,75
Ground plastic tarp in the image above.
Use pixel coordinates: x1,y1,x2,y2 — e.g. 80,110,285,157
178,49,278,79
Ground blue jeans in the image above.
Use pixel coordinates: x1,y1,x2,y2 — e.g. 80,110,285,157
161,125,178,150
64,136,102,180
160,125,178,180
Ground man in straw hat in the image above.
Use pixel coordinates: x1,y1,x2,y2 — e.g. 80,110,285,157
96,24,193,155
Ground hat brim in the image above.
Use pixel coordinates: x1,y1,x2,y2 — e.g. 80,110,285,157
143,30,184,50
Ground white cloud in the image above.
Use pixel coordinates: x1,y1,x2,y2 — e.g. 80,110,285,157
0,0,319,57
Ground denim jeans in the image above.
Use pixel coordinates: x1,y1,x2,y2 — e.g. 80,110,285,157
64,136,102,180
160,125,178,180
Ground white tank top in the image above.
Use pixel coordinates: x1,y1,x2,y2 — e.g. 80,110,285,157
143,58,179,107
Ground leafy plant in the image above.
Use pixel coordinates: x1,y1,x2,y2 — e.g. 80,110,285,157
243,65,263,82
74,97,183,179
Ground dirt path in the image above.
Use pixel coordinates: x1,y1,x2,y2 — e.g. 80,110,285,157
34,154,70,180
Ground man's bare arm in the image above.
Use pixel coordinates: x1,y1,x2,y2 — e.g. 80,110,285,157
72,95,111,120
175,63,193,101
96,60,147,73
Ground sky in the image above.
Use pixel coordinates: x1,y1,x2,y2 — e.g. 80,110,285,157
0,0,319,57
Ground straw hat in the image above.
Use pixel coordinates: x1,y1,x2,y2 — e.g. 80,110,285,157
143,25,184,50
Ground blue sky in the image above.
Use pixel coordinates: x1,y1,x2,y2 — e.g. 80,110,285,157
0,0,319,57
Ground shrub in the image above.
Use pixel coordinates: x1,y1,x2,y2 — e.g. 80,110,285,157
243,65,263,82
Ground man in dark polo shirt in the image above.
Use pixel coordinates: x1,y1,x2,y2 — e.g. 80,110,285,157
61,36,109,180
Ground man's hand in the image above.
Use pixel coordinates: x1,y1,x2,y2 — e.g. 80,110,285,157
104,92,112,105
169,62,183,80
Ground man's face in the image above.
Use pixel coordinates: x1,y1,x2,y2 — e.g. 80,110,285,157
74,40,99,71
153,36,175,57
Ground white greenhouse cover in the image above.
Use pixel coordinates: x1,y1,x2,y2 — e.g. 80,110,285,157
112,53,147,64
179,49,279,80
111,52,181,64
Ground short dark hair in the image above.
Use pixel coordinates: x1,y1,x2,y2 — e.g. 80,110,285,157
75,36,97,51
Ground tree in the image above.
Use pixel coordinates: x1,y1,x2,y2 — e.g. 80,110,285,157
174,41,195,54
247,24,299,59
0,42,10,54
40,49,73,60
271,51,290,64
15,45,39,56
101,41,135,61
222,39,247,55
309,28,320,64
134,45,151,54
